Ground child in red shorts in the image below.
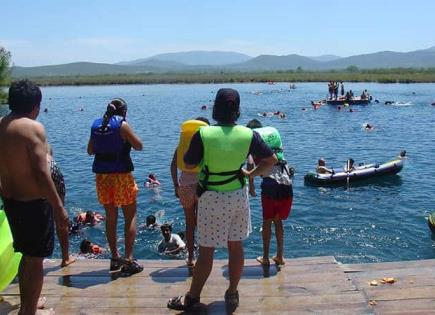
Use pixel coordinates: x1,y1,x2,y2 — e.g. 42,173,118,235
247,119,294,266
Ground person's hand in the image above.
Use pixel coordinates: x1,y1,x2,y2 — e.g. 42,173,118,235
249,186,257,197
241,168,252,178
174,185,180,198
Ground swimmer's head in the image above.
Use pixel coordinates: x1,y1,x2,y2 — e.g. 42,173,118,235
160,223,172,240
80,239,92,254
146,215,156,226
85,211,95,223
148,173,156,180
160,223,172,233
400,150,407,157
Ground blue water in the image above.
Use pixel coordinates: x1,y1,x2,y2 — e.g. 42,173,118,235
1,82,435,264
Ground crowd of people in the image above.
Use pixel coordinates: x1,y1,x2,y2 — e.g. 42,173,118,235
0,80,296,313
327,81,370,101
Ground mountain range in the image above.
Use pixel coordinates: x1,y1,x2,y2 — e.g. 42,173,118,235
11,46,435,77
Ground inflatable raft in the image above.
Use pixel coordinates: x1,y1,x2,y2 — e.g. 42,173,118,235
0,208,22,292
304,159,404,186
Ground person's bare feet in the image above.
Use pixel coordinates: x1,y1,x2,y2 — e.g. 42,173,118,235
61,255,76,268
272,256,285,266
35,308,55,314
256,256,270,266
37,296,47,309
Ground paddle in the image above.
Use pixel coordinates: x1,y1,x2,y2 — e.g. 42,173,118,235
346,159,351,190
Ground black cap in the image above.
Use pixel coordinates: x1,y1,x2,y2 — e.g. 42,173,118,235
212,88,240,123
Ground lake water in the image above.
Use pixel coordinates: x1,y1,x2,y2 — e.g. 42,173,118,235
1,82,435,264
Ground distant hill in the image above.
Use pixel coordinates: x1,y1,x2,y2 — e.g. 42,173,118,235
11,62,162,77
230,54,321,71
323,50,435,69
309,55,341,62
11,46,435,78
119,51,252,66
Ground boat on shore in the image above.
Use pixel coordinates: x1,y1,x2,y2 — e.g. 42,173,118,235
304,158,404,186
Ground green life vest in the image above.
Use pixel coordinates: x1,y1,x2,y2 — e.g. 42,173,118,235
199,125,253,192
254,126,284,161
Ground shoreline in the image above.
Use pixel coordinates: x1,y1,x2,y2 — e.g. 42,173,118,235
9,69,435,87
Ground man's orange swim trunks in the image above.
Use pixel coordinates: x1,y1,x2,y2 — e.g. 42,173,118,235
95,173,138,206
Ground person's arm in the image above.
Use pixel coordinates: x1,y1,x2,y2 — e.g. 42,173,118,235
170,149,179,198
184,131,203,170
247,155,256,197
120,122,143,151
87,138,95,155
164,235,186,255
28,124,69,230
242,131,277,178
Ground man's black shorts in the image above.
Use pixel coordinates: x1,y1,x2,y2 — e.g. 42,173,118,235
3,198,54,257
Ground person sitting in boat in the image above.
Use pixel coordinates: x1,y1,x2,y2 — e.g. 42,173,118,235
316,158,334,174
345,91,352,101
343,159,355,172
361,90,369,100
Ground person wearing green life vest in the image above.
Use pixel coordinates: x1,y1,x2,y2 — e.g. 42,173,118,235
167,89,277,311
246,119,294,267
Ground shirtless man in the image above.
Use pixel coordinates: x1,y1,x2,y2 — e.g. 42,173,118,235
0,80,69,315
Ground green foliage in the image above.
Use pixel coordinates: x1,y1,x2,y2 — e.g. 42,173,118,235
0,47,11,104
14,67,435,86
346,65,359,73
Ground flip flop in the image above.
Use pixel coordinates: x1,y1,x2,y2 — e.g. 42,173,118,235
256,256,270,266
272,256,286,266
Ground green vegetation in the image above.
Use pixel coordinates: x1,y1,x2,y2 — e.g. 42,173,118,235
0,47,11,103
20,67,435,86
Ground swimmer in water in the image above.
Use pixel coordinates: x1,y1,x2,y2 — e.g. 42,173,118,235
157,224,186,256
76,211,105,226
145,173,161,187
80,239,104,255
364,123,373,131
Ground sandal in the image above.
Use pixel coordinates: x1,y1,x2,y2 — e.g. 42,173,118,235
121,259,144,275
110,257,126,273
224,289,239,307
167,294,200,310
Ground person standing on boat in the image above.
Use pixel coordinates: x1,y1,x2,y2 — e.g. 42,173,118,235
87,98,144,275
0,80,69,315
167,88,277,311
340,82,345,97
245,119,294,267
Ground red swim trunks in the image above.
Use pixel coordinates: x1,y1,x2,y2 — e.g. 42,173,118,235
261,195,292,220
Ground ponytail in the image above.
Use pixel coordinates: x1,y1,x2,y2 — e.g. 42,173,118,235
99,98,127,132
99,103,117,132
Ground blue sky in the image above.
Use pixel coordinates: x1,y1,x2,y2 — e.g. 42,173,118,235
2,0,435,66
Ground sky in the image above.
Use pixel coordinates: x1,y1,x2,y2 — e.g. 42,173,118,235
2,0,435,67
